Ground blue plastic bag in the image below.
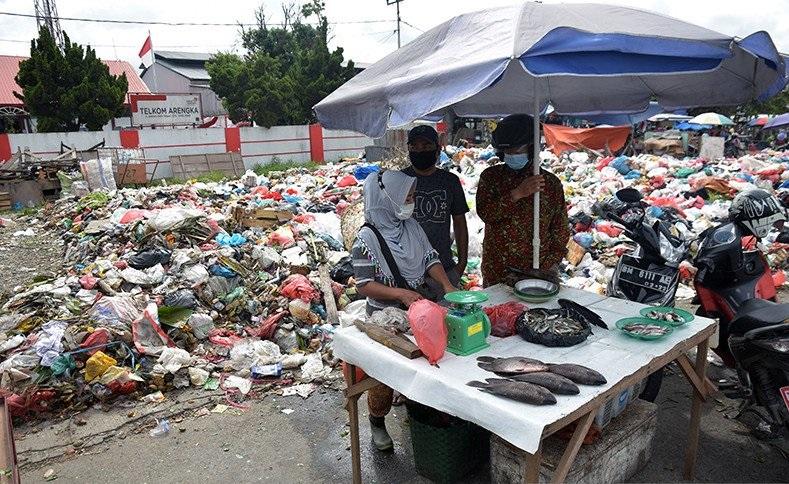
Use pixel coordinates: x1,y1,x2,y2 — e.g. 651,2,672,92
209,264,236,278
216,233,247,247
610,156,631,175
353,164,380,181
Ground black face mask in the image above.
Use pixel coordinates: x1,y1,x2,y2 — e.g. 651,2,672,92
409,150,437,170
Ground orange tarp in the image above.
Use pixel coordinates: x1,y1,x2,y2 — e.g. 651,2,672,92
543,124,631,155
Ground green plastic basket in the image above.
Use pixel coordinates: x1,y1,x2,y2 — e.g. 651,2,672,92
406,401,489,483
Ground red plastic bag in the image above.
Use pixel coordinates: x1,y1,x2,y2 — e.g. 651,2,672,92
280,274,319,302
483,301,527,337
81,328,112,354
337,175,358,187
407,300,448,365
595,222,622,238
79,275,98,289
119,209,148,224
208,328,243,347
245,311,286,340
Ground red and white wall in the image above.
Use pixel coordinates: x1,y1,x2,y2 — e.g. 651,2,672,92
0,124,371,178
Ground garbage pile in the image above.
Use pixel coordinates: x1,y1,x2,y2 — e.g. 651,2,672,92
445,144,789,298
0,162,381,418
1,142,788,419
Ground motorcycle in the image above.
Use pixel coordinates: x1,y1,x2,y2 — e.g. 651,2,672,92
693,200,789,437
594,188,692,401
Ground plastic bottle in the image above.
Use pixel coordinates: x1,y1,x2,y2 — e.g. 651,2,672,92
149,419,170,437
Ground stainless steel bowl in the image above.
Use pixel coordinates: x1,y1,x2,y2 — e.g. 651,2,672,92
514,278,560,302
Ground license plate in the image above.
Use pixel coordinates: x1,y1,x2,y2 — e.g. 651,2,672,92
781,386,789,414
618,264,674,293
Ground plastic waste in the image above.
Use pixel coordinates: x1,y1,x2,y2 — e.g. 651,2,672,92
164,289,197,309
89,296,142,330
330,256,354,284
158,347,194,374
132,303,175,355
128,248,171,269
188,367,209,386
149,419,170,437
280,274,319,302
79,157,117,192
216,233,247,247
484,301,527,337
188,313,214,339
85,351,117,382
407,300,448,365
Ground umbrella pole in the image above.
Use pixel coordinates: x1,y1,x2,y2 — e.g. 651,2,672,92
532,95,540,270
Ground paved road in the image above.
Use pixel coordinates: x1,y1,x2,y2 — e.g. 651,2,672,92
19,367,787,483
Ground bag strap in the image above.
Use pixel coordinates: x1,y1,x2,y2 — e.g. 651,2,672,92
361,223,410,290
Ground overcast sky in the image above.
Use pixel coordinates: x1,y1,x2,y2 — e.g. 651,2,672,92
0,0,786,70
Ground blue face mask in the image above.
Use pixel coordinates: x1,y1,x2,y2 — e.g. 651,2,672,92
504,153,530,170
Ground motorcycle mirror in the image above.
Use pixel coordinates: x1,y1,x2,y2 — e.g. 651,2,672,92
615,188,643,204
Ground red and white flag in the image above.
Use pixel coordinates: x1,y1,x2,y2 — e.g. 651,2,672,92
138,33,153,69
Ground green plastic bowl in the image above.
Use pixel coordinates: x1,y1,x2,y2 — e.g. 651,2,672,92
616,317,674,341
639,307,694,326
513,278,559,303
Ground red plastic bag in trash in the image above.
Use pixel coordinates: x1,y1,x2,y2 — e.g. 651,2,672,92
293,214,315,224
483,301,527,337
81,328,112,354
280,274,319,302
595,222,622,238
79,275,98,289
245,311,286,340
337,175,358,187
772,270,786,287
208,328,243,347
407,300,448,365
6,389,56,417
119,209,148,224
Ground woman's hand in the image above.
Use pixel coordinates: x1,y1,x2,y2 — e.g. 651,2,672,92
397,289,423,307
511,175,545,201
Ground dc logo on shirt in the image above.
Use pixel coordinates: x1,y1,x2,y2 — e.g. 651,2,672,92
415,190,447,224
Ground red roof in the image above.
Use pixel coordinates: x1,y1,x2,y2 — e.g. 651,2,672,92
0,55,149,107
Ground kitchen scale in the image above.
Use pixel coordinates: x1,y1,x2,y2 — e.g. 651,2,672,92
444,291,491,356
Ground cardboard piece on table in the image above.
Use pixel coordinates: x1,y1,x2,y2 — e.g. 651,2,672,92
232,206,293,229
353,321,422,359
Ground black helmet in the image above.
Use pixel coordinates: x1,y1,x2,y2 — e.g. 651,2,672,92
492,114,534,150
729,189,786,238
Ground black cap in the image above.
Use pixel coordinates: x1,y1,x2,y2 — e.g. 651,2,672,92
408,125,439,145
492,114,534,149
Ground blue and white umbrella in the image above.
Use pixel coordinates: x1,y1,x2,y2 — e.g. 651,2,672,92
315,3,787,268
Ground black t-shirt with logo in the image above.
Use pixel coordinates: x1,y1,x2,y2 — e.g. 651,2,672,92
402,167,469,270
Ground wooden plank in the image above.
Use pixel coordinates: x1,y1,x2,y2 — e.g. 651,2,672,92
344,376,383,399
683,338,709,481
354,321,423,359
347,365,363,484
523,445,542,484
551,410,596,484
0,398,20,484
544,323,716,436
319,265,339,325
676,354,708,401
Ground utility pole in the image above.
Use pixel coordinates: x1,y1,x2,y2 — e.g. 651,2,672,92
386,0,403,49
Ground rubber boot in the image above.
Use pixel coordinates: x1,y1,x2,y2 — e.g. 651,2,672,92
369,416,393,451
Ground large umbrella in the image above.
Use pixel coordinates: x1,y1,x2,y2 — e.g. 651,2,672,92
748,114,772,127
688,112,734,125
649,113,693,122
314,3,786,269
764,113,789,129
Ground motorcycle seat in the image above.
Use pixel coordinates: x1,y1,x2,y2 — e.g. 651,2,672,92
729,299,789,335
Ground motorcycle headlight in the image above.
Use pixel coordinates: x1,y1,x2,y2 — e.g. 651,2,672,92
659,232,685,264
753,337,789,353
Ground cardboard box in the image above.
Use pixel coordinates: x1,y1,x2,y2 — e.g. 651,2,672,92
232,206,293,229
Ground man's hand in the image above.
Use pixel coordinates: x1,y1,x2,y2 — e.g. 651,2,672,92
455,259,467,277
510,175,545,201
397,289,423,307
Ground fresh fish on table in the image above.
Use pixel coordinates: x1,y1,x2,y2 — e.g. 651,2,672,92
547,363,607,386
467,378,557,405
476,356,549,374
622,323,671,336
645,310,684,324
508,372,580,395
558,299,608,330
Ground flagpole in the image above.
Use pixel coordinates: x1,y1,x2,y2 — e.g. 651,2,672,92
149,30,159,92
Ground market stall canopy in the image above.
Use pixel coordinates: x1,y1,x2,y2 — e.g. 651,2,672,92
688,112,734,126
676,121,713,131
648,113,693,122
543,124,631,155
570,101,663,126
764,113,789,130
314,3,787,138
748,114,772,127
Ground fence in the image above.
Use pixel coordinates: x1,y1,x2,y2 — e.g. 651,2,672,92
0,124,371,179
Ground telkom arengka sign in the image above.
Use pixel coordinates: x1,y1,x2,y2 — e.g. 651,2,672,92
130,94,202,126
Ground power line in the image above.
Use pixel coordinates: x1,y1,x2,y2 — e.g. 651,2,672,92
0,37,240,49
0,11,391,27
401,20,423,33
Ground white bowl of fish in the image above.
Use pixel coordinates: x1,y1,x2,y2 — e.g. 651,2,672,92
616,317,674,340
513,278,560,303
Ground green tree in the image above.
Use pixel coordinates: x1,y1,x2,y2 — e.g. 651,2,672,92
15,27,128,132
206,1,355,127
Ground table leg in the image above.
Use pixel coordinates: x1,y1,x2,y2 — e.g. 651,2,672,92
551,410,596,484
346,364,362,484
683,338,709,480
522,445,542,484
